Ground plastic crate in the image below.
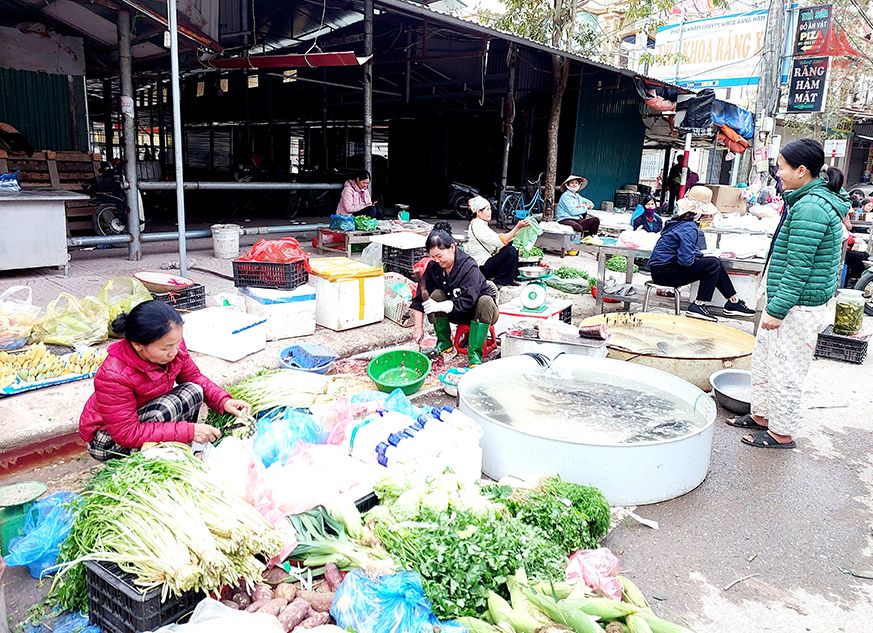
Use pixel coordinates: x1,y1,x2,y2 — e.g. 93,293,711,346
232,260,308,290
150,283,206,312
85,560,200,633
815,325,868,364
355,492,378,512
383,245,427,279
614,191,641,210
559,305,572,324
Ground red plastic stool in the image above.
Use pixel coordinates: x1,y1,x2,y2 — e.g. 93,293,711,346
453,324,498,355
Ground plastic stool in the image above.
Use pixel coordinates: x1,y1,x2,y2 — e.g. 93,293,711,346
453,324,498,355
642,281,682,315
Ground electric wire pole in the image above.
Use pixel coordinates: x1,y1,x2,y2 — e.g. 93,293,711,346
752,0,785,178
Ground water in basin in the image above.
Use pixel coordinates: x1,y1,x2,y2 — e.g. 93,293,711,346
463,363,709,445
604,314,748,358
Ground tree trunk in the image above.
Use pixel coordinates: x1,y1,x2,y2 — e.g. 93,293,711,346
543,53,569,221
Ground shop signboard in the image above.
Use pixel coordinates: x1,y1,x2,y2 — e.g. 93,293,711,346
794,5,832,56
786,56,829,113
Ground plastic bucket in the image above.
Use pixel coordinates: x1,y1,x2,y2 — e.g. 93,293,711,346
210,224,241,259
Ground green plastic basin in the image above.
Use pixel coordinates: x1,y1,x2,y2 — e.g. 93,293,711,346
367,350,432,396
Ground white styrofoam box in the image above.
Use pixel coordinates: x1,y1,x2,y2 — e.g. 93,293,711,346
308,258,385,331
182,307,267,362
241,285,317,341
495,297,573,335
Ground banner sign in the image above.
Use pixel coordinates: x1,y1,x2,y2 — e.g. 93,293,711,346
786,56,829,112
794,5,832,55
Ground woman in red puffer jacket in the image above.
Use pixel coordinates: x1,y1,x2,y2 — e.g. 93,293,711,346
79,300,251,461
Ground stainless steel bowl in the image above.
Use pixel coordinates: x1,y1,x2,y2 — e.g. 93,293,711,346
519,266,550,279
708,369,751,414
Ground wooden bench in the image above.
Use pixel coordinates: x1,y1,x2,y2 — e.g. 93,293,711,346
0,150,101,235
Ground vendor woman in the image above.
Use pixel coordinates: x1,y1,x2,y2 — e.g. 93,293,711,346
648,186,756,322
466,195,531,287
79,300,252,461
556,175,600,237
631,196,663,233
411,222,499,367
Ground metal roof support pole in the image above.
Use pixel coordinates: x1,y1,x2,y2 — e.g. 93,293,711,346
118,11,142,261
157,75,167,175
167,0,188,277
102,79,114,161
363,0,373,177
499,43,518,210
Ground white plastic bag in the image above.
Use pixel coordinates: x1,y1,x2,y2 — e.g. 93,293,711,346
151,598,284,632
361,242,382,267
212,292,246,312
0,286,41,350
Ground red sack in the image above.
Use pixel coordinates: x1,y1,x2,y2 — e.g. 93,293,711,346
239,237,311,271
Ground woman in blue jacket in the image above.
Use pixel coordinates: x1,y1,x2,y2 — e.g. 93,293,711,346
648,186,756,321
631,196,663,232
556,175,600,237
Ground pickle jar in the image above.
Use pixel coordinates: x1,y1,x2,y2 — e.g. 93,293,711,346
834,289,865,336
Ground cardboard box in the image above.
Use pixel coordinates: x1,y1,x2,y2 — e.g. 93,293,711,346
709,185,746,215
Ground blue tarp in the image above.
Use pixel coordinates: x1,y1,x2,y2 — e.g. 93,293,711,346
712,100,755,140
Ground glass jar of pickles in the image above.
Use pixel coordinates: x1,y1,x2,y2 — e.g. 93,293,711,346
834,289,864,336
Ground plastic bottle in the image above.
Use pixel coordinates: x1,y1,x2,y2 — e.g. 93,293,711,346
350,411,416,463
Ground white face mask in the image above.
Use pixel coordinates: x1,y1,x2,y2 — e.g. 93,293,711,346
567,185,580,193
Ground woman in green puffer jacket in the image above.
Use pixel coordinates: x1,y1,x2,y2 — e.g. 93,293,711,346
727,139,848,450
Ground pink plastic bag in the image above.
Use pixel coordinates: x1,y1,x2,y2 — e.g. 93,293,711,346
310,397,355,446
565,548,622,600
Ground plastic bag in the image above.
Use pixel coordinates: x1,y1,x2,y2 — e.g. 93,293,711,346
512,216,544,254
329,214,356,231
6,492,77,579
24,610,101,633
310,397,355,445
545,277,593,295
98,277,152,336
0,170,21,192
384,388,416,418
565,547,622,601
212,292,246,311
0,286,41,350
31,293,109,347
151,598,284,632
355,215,379,231
331,570,466,633
361,242,382,267
252,408,329,468
238,237,310,270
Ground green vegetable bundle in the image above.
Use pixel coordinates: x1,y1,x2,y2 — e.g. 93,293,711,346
605,255,638,274
53,444,286,611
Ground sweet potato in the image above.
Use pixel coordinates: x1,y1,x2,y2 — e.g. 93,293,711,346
274,582,298,602
297,612,331,629
278,598,311,631
323,563,343,592
298,590,335,613
252,583,275,602
313,579,331,593
257,597,288,616
220,600,240,610
245,599,270,613
231,591,251,609
264,566,292,584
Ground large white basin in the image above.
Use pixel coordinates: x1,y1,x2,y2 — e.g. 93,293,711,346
457,354,717,506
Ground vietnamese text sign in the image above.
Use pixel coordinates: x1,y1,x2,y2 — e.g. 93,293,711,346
824,139,847,157
786,56,829,112
794,5,832,55
650,10,768,89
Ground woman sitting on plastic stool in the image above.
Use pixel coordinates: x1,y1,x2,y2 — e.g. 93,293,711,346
648,186,756,322
410,222,499,367
465,195,531,287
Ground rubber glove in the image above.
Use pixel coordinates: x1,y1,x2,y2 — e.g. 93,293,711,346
422,298,453,314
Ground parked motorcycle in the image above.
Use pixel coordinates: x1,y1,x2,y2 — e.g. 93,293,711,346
448,182,497,220
229,153,298,218
83,162,145,236
287,166,358,218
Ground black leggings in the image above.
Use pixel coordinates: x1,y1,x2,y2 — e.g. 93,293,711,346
846,250,869,280
480,244,520,286
650,256,737,303
352,205,384,220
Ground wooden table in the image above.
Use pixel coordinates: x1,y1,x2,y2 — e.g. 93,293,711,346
575,243,766,331
315,227,391,258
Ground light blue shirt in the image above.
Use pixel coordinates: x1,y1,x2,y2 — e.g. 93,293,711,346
556,191,593,222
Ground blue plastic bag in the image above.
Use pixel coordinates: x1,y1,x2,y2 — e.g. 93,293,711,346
384,388,417,418
24,610,100,633
252,407,329,467
330,214,356,231
5,492,77,579
350,390,390,405
331,570,466,633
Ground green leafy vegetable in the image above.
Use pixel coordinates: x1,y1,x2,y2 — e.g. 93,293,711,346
605,255,638,273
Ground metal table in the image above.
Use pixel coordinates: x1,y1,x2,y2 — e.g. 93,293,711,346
0,189,88,273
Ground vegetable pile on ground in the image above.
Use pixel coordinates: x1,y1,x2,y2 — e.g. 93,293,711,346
605,255,639,274
548,267,596,293
52,444,288,611
367,472,610,620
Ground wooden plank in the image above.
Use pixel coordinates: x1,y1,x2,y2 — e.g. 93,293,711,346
0,158,6,173
47,159,61,188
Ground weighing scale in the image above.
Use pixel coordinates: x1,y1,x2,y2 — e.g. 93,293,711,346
517,269,553,313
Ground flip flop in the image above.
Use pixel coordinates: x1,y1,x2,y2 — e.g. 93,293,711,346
726,414,768,431
741,429,796,450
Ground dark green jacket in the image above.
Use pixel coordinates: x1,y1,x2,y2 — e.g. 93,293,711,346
766,178,848,319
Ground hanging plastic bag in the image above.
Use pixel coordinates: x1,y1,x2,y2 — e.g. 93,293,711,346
331,570,466,633
252,408,329,468
512,216,544,254
98,277,152,336
565,547,622,601
238,237,311,270
329,214,356,231
0,286,41,350
5,492,78,579
31,293,110,347
361,242,382,267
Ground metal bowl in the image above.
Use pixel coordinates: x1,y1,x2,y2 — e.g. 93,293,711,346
519,266,550,279
708,369,751,414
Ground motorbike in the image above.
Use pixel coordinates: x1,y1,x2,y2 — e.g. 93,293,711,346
448,181,497,220
228,153,299,219
83,162,145,236
286,166,358,218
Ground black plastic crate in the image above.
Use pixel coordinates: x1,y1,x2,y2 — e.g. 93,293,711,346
383,246,427,271
815,325,868,364
85,560,200,633
614,191,641,210
559,305,572,324
151,283,206,312
233,260,308,290
383,261,416,279
355,491,378,512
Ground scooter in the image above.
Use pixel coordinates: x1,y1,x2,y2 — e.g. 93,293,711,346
83,162,145,236
448,182,497,220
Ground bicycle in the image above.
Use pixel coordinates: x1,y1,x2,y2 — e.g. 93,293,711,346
499,173,546,229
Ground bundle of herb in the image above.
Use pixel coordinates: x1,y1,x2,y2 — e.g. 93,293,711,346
605,255,638,273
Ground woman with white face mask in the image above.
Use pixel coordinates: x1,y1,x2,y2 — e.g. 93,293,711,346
555,175,600,237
